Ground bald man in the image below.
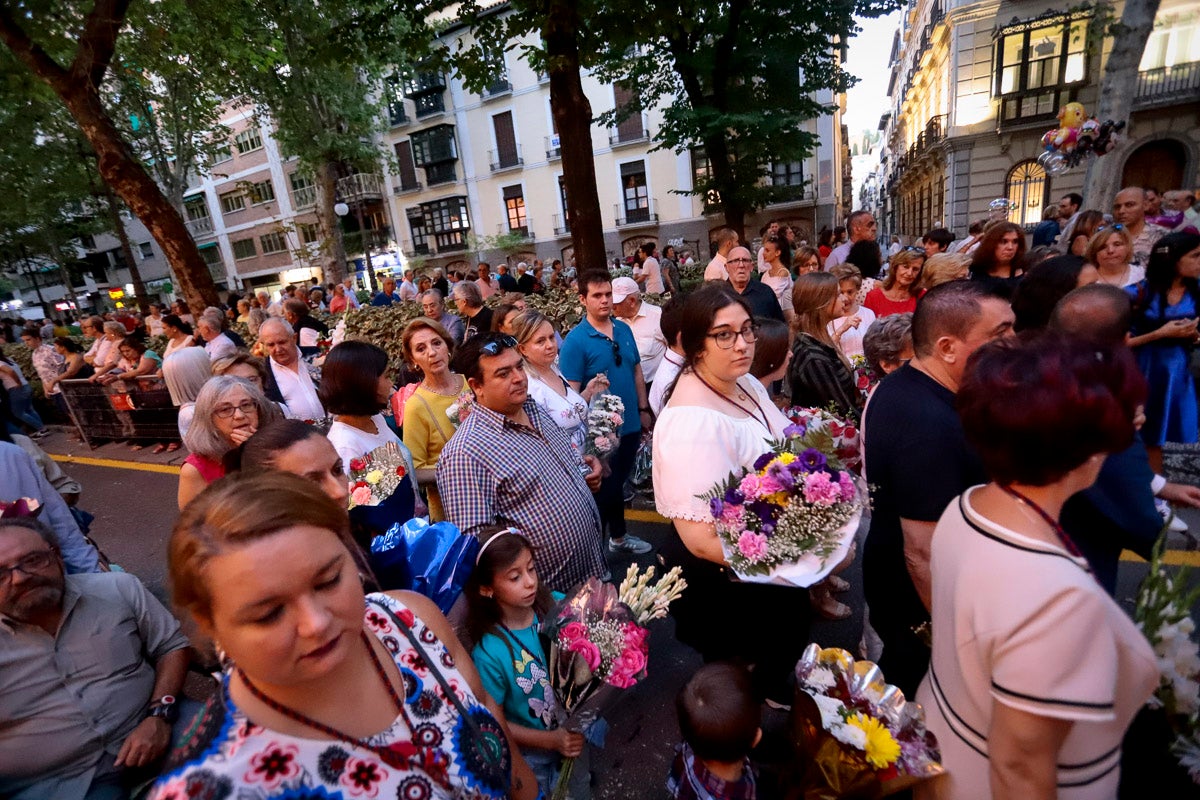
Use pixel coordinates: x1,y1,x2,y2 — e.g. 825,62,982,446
1113,186,1168,269
725,246,783,321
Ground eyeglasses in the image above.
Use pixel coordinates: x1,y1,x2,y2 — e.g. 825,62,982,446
707,322,760,349
0,548,56,588
479,334,518,356
727,258,753,265
213,400,257,419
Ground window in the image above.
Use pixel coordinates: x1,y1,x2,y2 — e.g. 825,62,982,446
232,238,257,260
211,143,233,164
1005,160,1049,228
404,69,447,118
393,141,420,191
557,176,570,234
612,83,646,144
219,191,246,215
184,198,210,222
491,112,520,170
138,242,154,259
503,185,527,234
411,125,458,186
290,173,316,208
260,231,288,254
248,180,276,205
298,223,321,245
234,127,264,154
384,75,408,126
407,210,429,255
620,161,649,223
995,12,1090,123
691,148,720,208
421,196,470,252
772,162,803,186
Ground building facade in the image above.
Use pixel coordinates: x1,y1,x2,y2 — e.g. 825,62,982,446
880,0,1200,241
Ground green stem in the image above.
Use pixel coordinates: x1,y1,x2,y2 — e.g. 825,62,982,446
551,756,576,800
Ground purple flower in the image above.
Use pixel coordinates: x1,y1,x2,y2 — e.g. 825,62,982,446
724,487,745,505
783,422,807,438
753,452,776,471
798,448,827,473
765,459,796,490
709,497,724,518
748,499,780,523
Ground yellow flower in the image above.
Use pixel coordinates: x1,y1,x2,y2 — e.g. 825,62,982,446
776,452,797,465
846,713,900,769
365,469,384,485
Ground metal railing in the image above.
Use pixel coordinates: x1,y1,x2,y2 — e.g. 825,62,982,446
546,134,561,160
292,185,317,209
482,77,512,98
614,199,657,227
1135,61,1200,107
392,180,423,195
336,173,385,202
489,144,524,172
553,214,570,236
609,126,649,147
185,217,213,236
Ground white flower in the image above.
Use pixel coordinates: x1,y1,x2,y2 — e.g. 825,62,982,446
812,694,847,731
1172,733,1200,782
830,720,867,750
804,667,837,691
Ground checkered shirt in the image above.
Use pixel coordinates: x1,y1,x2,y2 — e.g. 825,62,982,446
436,399,607,593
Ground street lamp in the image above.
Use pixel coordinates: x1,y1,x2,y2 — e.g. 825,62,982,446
334,195,378,294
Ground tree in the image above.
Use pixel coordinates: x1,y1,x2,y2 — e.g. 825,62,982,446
0,0,221,313
589,0,900,239
1081,0,1162,210
183,0,420,287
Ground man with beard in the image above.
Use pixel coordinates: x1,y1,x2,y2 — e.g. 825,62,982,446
0,517,190,799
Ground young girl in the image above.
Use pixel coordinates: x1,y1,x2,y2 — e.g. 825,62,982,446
466,529,583,796
827,264,877,359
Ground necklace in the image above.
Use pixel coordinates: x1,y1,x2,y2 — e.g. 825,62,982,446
692,370,769,428
236,630,453,787
999,485,1088,561
422,373,462,396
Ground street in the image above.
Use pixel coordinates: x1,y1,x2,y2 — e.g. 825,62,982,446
42,432,1200,799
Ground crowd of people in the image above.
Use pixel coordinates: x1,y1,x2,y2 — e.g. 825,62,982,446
1,183,1200,799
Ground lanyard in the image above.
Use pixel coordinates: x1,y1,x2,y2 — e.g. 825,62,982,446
498,618,545,669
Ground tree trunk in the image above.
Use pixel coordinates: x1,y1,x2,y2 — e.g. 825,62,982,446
1081,0,1161,210
46,237,81,317
315,159,349,286
546,0,607,272
102,185,150,315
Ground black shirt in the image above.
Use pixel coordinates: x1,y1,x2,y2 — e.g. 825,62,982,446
517,274,536,294
463,306,494,340
729,280,784,322
862,364,985,691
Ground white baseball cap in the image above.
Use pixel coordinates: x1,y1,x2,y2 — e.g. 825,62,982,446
611,276,640,304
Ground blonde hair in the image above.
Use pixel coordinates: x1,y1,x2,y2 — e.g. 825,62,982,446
510,309,553,347
920,252,971,290
882,250,925,295
830,263,862,289
1085,226,1133,266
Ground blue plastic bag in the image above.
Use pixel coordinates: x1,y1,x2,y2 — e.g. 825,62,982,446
369,518,480,615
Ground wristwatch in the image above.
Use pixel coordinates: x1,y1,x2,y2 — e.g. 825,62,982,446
146,695,178,724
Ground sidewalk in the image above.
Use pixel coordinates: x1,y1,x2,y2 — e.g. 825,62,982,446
41,425,187,471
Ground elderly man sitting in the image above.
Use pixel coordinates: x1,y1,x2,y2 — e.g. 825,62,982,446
0,516,190,799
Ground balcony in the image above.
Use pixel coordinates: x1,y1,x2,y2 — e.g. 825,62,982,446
404,71,446,97
481,77,512,99
767,184,816,205
402,238,432,257
292,185,317,209
609,126,649,148
336,173,384,203
497,224,534,240
392,180,423,196
386,103,408,127
489,144,524,173
546,134,561,160
553,214,570,236
1134,61,1200,109
615,199,658,228
186,216,213,237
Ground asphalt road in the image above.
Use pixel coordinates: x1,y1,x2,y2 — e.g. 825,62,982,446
44,435,1200,799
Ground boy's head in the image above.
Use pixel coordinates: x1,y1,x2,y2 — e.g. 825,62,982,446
677,663,762,762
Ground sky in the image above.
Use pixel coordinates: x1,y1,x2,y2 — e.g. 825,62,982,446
842,11,903,141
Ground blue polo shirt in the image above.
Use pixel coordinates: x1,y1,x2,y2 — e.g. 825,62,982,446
559,316,641,436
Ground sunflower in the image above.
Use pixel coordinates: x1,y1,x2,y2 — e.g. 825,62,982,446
846,713,900,769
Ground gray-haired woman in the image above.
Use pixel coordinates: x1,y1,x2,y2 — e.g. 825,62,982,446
177,375,282,509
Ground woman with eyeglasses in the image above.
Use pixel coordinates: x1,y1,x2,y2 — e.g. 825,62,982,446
1086,225,1141,288
788,273,863,419
178,376,282,509
653,284,808,706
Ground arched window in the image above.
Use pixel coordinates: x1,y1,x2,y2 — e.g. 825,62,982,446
1005,160,1049,228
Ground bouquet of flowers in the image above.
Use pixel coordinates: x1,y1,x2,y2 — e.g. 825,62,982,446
789,644,944,798
446,386,476,427
1134,533,1200,783
583,389,624,463
542,564,686,800
849,354,878,403
782,405,862,473
347,443,411,509
704,432,863,588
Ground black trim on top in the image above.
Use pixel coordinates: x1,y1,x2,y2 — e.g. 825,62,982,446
991,680,1114,710
957,494,1091,571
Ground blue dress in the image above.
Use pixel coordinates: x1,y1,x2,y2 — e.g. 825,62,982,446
1126,281,1199,446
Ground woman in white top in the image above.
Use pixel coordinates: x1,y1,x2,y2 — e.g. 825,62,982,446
511,310,609,453
161,314,196,358
827,263,877,359
319,341,421,517
652,284,810,705
759,235,795,322
1086,225,1143,288
916,337,1157,799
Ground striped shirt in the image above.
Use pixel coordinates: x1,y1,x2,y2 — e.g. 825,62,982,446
787,334,861,419
436,400,607,592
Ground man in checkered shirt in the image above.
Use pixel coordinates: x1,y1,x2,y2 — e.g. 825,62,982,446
436,333,608,592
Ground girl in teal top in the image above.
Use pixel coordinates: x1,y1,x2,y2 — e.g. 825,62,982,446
466,528,581,796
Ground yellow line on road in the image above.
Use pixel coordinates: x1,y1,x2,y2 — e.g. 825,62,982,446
1121,548,1200,567
48,454,182,475
627,508,669,524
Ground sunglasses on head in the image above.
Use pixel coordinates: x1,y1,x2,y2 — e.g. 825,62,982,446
1096,223,1124,232
478,334,518,357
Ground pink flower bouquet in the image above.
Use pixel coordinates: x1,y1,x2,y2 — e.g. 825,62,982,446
704,432,863,587
583,390,624,463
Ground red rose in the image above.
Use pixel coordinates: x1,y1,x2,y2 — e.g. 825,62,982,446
844,425,858,438
349,458,367,472
354,481,368,490
396,465,406,477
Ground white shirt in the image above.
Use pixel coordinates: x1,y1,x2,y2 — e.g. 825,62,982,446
146,315,164,336
648,350,684,416
827,304,877,359
326,415,422,511
825,241,852,269
203,333,237,361
760,270,794,316
756,246,768,273
343,286,361,309
399,280,419,302
887,242,902,256
525,368,587,452
616,300,667,383
634,256,665,294
704,252,728,281
266,301,284,317
271,357,325,421
163,335,195,358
